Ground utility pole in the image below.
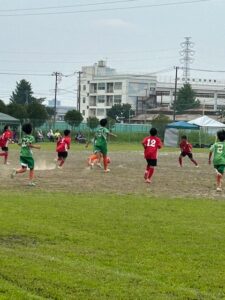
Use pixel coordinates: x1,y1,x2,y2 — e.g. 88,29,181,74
52,72,62,129
173,66,179,121
77,71,83,112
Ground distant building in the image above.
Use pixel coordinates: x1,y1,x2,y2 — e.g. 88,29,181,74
79,60,157,121
47,99,74,121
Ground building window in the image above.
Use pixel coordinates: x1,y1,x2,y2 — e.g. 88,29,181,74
114,82,122,90
114,95,122,104
97,108,105,116
98,82,105,90
97,95,105,103
82,110,85,116
83,97,86,103
83,85,86,91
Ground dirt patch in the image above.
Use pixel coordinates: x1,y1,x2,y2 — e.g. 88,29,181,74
0,150,224,199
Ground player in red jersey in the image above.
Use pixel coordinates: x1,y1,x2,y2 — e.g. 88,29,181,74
179,135,198,167
0,125,13,164
56,129,71,169
142,128,162,183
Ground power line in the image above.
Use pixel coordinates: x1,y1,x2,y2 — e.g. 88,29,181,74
0,0,142,12
190,68,225,73
0,0,212,17
0,71,52,76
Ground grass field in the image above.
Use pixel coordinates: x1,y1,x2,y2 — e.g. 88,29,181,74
1,144,225,299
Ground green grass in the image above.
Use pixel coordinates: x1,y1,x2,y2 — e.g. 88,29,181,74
1,192,225,299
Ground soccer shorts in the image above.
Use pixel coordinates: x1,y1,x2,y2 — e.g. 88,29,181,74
94,144,107,156
214,165,225,175
58,151,68,159
1,147,8,152
181,151,193,159
146,159,157,167
20,156,34,169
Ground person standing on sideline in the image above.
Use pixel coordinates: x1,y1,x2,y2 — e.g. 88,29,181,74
0,125,13,164
179,135,198,167
11,123,40,186
142,128,162,184
209,130,225,192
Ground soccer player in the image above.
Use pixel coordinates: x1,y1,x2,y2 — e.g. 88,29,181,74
209,130,225,192
11,123,40,186
0,125,13,164
86,118,116,173
56,129,71,169
179,135,198,167
142,128,162,183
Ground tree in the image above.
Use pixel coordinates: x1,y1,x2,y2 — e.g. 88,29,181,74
0,99,7,113
172,83,200,113
86,116,99,131
151,114,171,140
7,102,27,122
27,100,48,129
10,79,34,105
64,110,83,128
107,104,135,122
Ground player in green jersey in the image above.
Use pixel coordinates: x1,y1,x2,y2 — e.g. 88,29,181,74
86,118,116,172
209,130,225,192
11,123,40,186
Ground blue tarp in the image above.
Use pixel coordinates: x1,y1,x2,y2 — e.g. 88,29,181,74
167,121,199,130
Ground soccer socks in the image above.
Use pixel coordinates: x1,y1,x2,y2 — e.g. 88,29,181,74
103,156,108,171
191,159,198,166
148,167,155,179
179,157,182,167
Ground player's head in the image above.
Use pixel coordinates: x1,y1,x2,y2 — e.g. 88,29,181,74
64,129,71,136
181,135,187,140
150,128,157,136
3,125,9,131
100,118,107,127
22,123,32,134
217,130,225,142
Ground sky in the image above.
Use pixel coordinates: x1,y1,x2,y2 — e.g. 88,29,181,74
0,0,224,107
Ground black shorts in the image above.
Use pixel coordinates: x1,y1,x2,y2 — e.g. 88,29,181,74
146,159,157,167
58,151,68,159
181,151,193,159
1,147,8,152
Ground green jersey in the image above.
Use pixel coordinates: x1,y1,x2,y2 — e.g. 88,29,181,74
20,135,35,157
94,126,109,147
210,142,225,166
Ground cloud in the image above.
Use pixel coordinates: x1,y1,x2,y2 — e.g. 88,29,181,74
95,18,135,30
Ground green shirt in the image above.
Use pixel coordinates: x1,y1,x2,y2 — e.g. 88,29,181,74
94,126,109,147
210,142,225,166
20,135,35,157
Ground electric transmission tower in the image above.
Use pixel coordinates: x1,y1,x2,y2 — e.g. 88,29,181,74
180,37,195,82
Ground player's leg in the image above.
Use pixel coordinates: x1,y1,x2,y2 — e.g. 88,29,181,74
179,152,184,167
188,153,198,166
0,147,7,163
215,166,224,191
145,159,156,183
59,152,68,168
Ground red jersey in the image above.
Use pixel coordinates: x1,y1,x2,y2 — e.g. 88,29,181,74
56,136,71,152
0,130,12,147
142,136,162,159
179,140,192,153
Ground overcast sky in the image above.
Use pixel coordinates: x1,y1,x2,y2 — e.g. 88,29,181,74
0,0,224,106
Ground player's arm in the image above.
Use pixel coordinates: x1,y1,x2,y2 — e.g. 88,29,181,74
107,132,117,138
29,144,41,150
208,151,213,164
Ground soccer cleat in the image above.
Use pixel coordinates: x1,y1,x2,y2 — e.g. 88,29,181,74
28,182,36,186
216,187,222,192
57,166,63,169
4,162,10,165
104,169,110,173
195,165,199,168
145,179,151,184
10,168,16,179
90,163,94,169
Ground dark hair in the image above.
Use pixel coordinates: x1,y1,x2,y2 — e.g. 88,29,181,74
217,130,225,142
3,125,9,131
22,123,32,134
150,128,157,136
181,135,187,140
100,118,108,127
64,129,71,136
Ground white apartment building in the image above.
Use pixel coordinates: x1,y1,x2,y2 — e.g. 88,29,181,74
79,61,157,120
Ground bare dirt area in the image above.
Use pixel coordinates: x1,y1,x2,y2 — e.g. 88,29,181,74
0,149,224,199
